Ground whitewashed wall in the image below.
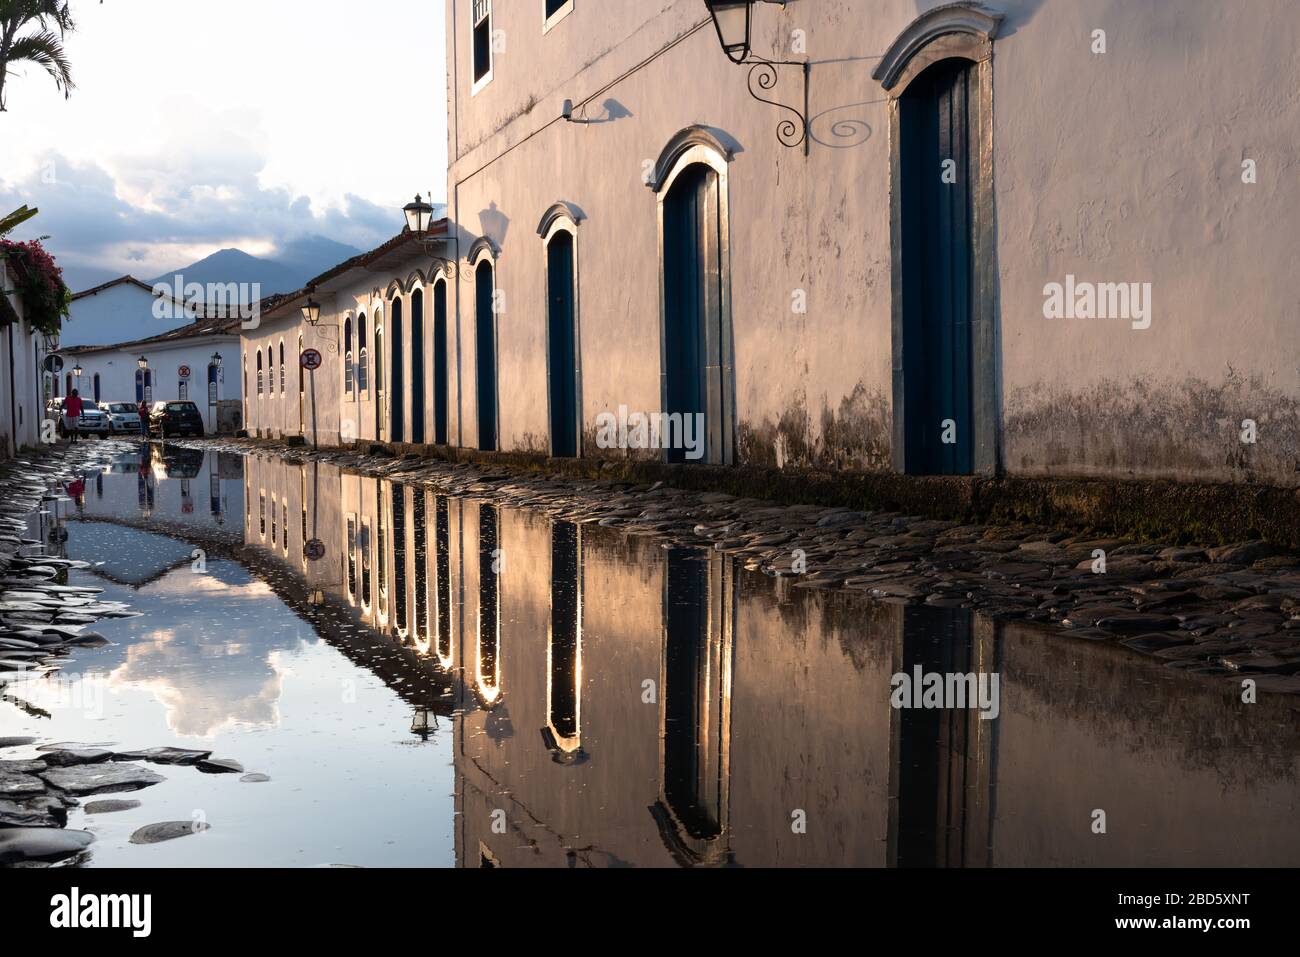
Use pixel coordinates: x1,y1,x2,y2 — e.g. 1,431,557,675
443,0,1300,484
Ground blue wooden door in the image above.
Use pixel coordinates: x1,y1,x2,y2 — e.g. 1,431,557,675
390,298,405,443
663,164,726,464
900,58,974,475
433,280,449,446
410,290,426,445
547,232,578,457
475,262,498,451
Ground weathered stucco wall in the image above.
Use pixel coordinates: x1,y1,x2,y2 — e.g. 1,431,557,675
446,0,1299,485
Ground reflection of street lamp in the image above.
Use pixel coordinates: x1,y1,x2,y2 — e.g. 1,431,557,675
410,708,436,741
307,588,326,606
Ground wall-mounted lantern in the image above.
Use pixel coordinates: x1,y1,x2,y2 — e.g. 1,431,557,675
401,194,460,280
301,297,321,326
211,351,223,369
137,356,149,371
705,0,753,63
703,0,809,153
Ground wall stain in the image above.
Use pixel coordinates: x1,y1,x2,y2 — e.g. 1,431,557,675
740,383,891,471
1005,373,1300,486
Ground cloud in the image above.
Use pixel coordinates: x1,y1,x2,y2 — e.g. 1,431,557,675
0,144,398,288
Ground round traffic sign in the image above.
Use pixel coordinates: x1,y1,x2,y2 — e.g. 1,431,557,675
43,354,64,373
178,365,192,379
300,349,323,371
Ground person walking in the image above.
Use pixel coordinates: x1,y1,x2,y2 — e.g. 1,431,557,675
64,390,84,444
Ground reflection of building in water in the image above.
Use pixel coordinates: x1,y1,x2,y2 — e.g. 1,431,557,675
476,504,501,707
887,606,998,868
234,453,1300,868
543,521,582,762
652,549,735,866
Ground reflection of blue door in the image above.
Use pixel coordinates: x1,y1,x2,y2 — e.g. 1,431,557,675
410,291,426,445
433,281,449,446
900,58,975,475
547,233,578,457
475,263,498,452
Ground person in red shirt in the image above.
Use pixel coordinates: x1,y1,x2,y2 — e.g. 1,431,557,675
64,390,84,443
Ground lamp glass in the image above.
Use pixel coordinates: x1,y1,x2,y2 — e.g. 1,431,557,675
404,194,434,234
708,1,751,62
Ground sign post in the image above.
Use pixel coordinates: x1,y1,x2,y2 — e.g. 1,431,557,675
300,348,323,450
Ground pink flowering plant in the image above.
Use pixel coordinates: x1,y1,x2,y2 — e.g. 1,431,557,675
0,238,71,337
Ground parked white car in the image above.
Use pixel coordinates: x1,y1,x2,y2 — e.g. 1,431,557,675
103,401,144,434
47,397,111,437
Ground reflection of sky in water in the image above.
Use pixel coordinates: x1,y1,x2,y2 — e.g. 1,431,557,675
6,526,454,869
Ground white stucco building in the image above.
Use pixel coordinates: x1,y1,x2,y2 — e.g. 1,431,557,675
65,275,197,349
242,226,451,449
61,314,243,434
0,259,51,457
429,0,1299,486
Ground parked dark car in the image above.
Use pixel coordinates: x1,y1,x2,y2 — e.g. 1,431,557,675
149,401,205,438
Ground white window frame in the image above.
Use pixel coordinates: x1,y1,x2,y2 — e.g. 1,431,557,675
471,0,494,96
543,0,573,34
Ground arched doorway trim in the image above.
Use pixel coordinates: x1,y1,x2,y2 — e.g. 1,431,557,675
879,2,1002,476
654,135,736,466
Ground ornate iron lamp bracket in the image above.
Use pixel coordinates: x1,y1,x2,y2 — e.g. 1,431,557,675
743,55,810,155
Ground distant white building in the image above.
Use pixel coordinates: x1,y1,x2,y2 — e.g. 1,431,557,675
61,314,244,434
64,275,196,348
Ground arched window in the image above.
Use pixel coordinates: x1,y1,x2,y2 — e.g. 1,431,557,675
279,341,286,393
256,350,264,395
344,315,354,395
357,312,369,393
652,127,736,466
268,346,276,395
92,373,101,403
374,307,386,436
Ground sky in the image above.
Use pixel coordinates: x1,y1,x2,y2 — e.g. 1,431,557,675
0,0,447,289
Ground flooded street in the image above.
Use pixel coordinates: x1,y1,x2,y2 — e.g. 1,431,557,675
3,443,1298,867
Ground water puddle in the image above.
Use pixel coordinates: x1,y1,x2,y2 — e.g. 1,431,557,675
4,445,1297,867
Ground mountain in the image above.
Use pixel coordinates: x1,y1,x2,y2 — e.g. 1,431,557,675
150,236,364,298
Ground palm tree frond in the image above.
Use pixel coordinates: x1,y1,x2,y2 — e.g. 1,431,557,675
4,30,74,96
0,205,38,236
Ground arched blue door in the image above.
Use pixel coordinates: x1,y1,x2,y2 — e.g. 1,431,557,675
663,164,727,465
390,298,405,443
410,289,426,445
433,280,449,445
547,232,578,457
900,58,975,475
475,262,498,452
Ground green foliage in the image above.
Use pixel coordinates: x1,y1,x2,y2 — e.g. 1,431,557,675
0,1,76,111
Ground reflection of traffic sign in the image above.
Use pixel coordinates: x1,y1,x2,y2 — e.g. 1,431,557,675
43,354,64,373
304,539,326,562
178,365,192,379
300,349,323,371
